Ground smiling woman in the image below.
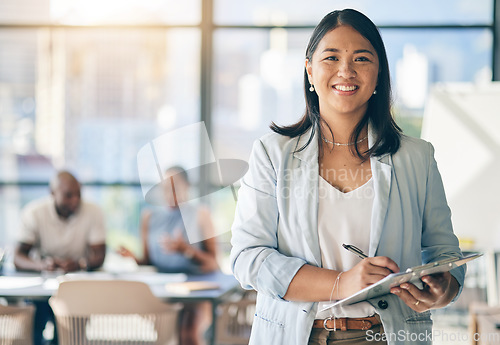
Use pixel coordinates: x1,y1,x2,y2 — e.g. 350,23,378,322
230,8,465,345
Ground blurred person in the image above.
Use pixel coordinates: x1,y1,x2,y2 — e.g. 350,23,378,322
119,166,218,345
14,170,106,345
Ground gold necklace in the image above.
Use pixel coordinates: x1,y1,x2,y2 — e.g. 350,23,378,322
322,135,368,146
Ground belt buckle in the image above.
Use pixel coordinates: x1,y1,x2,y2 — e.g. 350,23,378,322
323,316,336,331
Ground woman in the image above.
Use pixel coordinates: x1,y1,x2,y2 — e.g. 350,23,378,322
230,9,465,345
119,166,218,345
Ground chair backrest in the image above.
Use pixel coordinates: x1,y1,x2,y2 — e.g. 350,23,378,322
0,304,35,345
216,290,256,345
50,280,174,315
49,280,181,345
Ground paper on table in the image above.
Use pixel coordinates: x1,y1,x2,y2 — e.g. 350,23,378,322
119,272,187,285
165,281,220,295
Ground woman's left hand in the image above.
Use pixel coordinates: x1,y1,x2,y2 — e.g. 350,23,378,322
160,228,189,254
390,272,459,312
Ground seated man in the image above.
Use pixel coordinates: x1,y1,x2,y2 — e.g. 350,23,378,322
14,170,106,345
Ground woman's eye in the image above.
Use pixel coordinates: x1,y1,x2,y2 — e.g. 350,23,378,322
326,56,338,61
355,56,370,62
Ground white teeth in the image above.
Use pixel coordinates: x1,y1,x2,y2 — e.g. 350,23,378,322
334,85,357,92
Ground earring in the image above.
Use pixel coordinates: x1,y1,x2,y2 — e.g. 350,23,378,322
309,84,315,92
373,89,377,95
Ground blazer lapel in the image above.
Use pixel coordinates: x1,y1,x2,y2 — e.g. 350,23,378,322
369,154,392,257
293,128,322,267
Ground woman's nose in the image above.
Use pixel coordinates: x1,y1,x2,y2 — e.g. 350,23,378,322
337,61,356,79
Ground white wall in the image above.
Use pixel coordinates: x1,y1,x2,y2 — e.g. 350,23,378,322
421,82,500,250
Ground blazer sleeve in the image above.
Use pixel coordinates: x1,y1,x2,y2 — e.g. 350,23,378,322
421,142,466,300
230,138,306,300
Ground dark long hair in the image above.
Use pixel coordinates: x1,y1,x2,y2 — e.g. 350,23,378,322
270,9,401,158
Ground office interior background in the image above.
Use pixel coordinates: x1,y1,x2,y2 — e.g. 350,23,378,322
0,0,499,306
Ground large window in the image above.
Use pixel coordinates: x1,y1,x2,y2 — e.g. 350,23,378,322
0,0,496,270
0,1,202,259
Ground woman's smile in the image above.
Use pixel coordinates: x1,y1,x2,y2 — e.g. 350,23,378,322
332,83,359,94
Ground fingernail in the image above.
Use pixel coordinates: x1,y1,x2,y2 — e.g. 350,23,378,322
401,284,409,289
391,288,401,294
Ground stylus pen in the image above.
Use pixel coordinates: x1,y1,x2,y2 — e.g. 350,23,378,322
342,244,368,259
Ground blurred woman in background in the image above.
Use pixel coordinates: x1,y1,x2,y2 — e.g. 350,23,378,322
119,166,218,345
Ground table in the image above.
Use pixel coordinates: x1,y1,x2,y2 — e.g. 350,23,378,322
0,270,241,345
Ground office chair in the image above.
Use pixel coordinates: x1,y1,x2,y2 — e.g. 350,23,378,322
49,280,181,345
0,304,35,345
215,289,256,345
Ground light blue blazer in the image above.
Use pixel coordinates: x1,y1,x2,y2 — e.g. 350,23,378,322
230,127,465,345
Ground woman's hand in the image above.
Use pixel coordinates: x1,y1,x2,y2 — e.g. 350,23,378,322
390,272,459,312
339,256,400,299
117,246,135,258
117,246,145,265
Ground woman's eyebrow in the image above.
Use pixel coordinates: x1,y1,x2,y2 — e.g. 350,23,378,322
354,49,374,56
321,48,374,56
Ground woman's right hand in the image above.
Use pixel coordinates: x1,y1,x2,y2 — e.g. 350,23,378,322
117,246,135,259
339,256,400,299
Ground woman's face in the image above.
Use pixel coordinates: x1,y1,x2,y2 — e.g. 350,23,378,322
306,25,379,121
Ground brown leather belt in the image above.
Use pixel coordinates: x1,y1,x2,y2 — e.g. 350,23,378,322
312,316,380,331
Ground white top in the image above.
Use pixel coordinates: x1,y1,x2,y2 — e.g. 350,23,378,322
18,197,106,261
315,176,376,319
